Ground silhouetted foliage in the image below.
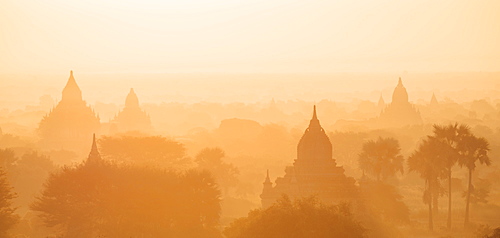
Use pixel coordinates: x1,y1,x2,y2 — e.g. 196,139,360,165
224,195,365,238
32,160,221,237
408,136,448,231
0,149,16,170
0,167,18,238
195,147,239,195
358,178,410,224
476,225,500,238
465,178,491,205
431,123,468,229
457,133,491,227
358,137,404,181
99,135,188,167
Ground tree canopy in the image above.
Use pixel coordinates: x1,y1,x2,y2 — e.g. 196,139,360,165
99,135,188,168
32,160,221,237
0,167,18,238
358,137,404,181
224,195,365,238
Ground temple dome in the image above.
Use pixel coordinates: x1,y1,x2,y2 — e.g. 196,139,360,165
125,88,140,109
62,71,83,102
296,106,332,162
391,77,409,105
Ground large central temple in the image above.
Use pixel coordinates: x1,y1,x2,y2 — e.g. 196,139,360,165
38,71,100,153
260,106,357,208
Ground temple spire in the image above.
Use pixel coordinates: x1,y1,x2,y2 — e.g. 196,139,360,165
265,169,271,183
87,133,101,163
398,77,403,86
430,93,438,105
308,105,320,128
125,88,140,109
62,70,82,102
378,94,385,108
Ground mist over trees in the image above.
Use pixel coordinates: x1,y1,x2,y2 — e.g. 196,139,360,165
32,159,221,237
0,74,500,237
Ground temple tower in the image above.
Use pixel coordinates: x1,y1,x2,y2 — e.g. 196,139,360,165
38,71,100,153
261,106,357,208
111,88,152,134
378,78,422,127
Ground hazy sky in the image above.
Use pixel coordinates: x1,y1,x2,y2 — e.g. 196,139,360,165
1,0,499,74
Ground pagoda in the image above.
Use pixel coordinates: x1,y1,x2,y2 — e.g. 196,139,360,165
378,78,422,127
260,106,357,208
111,88,152,134
38,71,100,153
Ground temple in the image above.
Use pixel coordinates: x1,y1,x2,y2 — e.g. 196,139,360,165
430,93,439,106
260,106,357,208
38,71,100,153
86,133,102,164
377,94,385,112
111,88,152,134
378,78,422,127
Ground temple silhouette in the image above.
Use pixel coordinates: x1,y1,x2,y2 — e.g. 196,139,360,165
38,71,100,153
261,106,357,208
378,78,422,127
111,88,152,134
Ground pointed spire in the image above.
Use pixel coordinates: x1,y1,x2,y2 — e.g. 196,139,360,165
378,94,385,108
430,93,438,105
87,133,101,163
264,169,271,184
312,105,317,120
308,105,321,129
392,77,409,104
125,88,140,109
62,70,82,102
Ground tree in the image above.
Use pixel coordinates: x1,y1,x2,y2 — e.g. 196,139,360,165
0,167,18,238
0,149,16,171
195,147,239,195
358,137,404,181
32,159,221,237
99,135,188,168
224,195,365,238
408,136,448,231
432,123,469,229
358,178,410,224
457,134,491,227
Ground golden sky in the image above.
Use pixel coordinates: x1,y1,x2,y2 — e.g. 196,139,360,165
1,0,499,74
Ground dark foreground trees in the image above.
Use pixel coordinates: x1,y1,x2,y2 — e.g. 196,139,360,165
408,136,447,231
409,123,492,230
32,159,221,237
0,167,18,238
458,133,491,227
224,196,365,238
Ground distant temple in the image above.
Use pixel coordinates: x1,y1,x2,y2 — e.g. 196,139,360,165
38,71,100,153
260,106,357,208
377,94,385,112
85,133,102,165
378,78,422,127
430,93,439,106
111,88,152,134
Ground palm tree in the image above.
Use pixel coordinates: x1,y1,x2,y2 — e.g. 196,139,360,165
432,123,470,229
358,137,404,181
408,136,447,231
457,134,491,227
